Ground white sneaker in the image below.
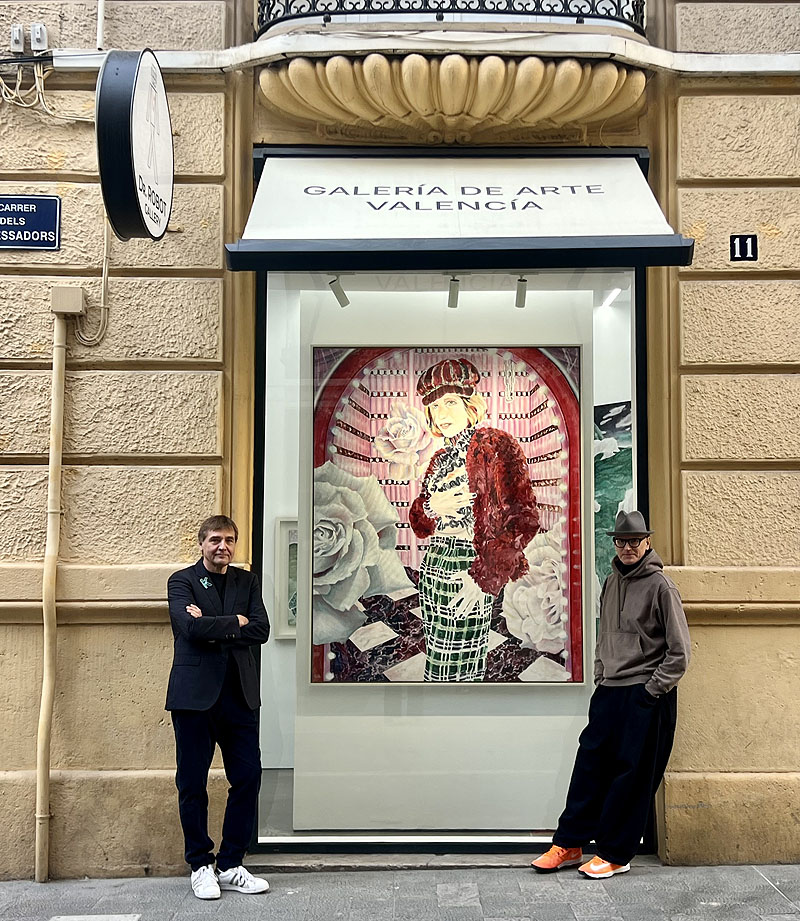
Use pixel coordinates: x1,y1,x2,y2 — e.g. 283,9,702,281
191,864,221,900
217,865,270,894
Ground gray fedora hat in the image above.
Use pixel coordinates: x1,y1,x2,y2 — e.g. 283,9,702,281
606,510,654,537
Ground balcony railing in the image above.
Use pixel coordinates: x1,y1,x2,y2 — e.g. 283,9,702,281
257,0,645,37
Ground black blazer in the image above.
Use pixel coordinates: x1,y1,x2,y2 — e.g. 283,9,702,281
165,559,270,711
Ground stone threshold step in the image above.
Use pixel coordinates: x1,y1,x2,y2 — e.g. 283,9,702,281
245,852,663,872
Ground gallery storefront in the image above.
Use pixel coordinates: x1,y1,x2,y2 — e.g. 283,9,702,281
227,149,692,841
4,0,799,880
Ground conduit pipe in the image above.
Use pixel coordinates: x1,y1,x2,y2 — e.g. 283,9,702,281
96,0,105,50
34,311,68,883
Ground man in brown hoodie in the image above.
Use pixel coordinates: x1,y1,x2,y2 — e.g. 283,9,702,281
532,510,690,879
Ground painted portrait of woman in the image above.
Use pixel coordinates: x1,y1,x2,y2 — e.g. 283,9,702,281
409,357,540,681
311,345,582,684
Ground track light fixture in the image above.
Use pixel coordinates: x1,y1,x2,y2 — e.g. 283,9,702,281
329,276,350,308
515,276,528,309
447,276,460,309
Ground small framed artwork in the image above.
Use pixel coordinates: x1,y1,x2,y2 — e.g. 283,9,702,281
274,518,298,639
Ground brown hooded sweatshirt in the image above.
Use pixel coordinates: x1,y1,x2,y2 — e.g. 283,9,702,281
594,549,690,697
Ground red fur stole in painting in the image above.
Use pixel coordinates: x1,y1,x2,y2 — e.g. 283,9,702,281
409,427,539,596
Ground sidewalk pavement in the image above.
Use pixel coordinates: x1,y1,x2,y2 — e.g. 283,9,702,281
2,858,800,921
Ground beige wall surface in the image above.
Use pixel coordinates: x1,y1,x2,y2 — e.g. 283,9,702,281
666,24,800,863
675,3,800,53
0,0,253,881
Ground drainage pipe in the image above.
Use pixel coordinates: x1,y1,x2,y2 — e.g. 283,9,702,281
34,312,67,883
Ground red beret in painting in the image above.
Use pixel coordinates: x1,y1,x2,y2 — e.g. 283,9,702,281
416,357,481,406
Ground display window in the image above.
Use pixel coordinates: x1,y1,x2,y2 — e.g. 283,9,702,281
255,268,638,839
227,147,692,840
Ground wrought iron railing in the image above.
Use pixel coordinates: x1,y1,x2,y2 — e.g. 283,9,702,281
257,0,645,36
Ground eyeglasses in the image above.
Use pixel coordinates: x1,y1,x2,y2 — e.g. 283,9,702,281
613,537,647,548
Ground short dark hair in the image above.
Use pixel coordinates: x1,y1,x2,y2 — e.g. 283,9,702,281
198,515,239,544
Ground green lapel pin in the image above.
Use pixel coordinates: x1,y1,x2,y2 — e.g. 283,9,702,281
200,576,212,589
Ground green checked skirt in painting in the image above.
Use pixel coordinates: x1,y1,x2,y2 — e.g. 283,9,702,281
418,535,494,682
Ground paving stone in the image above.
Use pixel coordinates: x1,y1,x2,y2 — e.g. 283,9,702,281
438,882,482,908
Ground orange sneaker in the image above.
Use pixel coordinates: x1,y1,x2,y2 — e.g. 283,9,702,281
531,845,583,873
578,856,630,878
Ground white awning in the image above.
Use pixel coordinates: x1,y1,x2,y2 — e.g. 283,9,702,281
227,153,693,272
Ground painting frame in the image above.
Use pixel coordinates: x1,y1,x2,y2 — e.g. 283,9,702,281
310,344,584,684
273,517,298,640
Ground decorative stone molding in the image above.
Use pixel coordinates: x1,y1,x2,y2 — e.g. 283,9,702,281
257,53,647,143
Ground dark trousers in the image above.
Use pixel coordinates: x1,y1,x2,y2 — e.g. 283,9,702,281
171,660,262,872
553,683,677,866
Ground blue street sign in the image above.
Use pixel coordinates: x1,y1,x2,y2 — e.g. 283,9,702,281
0,195,61,250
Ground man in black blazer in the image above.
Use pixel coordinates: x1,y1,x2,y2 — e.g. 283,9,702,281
166,515,270,899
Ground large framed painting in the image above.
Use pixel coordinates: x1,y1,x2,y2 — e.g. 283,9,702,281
311,346,582,684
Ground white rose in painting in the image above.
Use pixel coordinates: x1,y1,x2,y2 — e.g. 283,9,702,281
374,401,435,480
502,523,568,655
313,461,415,644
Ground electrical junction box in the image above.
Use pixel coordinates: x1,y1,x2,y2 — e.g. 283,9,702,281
10,24,24,53
30,23,48,51
51,286,87,315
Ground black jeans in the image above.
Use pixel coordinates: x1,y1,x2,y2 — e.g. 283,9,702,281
553,683,677,866
171,660,262,872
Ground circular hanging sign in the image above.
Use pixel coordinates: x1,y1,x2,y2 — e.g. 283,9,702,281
96,49,174,241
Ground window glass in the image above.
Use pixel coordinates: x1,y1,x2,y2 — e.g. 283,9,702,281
258,269,636,839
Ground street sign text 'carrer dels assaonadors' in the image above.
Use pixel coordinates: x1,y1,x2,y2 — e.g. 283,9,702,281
95,48,174,242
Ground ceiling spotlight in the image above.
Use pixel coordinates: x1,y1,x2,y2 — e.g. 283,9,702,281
329,276,350,308
447,276,460,309
515,276,528,309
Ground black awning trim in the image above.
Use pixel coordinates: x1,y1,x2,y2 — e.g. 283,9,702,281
226,234,694,272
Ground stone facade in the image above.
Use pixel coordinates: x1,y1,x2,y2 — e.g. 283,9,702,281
666,0,800,862
0,0,798,881
0,0,242,880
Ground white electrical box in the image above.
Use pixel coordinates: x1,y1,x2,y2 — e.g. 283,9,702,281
30,22,47,51
10,24,24,53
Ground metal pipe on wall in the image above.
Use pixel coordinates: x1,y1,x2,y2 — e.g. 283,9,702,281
34,313,67,883
96,0,105,50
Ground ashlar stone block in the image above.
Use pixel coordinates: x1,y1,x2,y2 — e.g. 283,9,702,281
60,465,221,563
0,276,222,362
51,623,177,770
0,465,220,563
110,185,224,270
0,467,48,561
0,771,35,880
0,625,42,772
0,767,230,879
680,280,800,365
48,768,230,878
0,182,104,268
670,623,800,773
679,188,800,272
678,96,800,181
0,92,225,178
0,2,227,52
682,375,800,461
683,472,800,566
664,772,800,864
676,3,800,53
0,371,222,456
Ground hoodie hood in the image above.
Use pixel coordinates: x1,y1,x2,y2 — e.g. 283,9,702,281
613,548,664,579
